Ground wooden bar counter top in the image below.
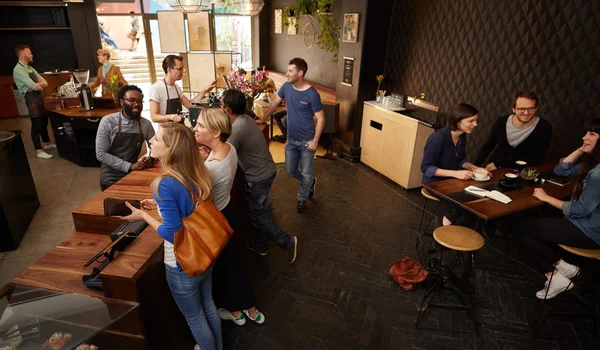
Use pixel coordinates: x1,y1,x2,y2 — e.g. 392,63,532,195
13,166,195,349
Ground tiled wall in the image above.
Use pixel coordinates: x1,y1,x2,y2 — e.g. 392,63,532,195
384,0,600,158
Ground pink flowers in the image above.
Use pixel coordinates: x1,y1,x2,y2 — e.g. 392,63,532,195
226,69,269,101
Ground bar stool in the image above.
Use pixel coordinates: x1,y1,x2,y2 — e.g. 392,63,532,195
533,244,600,338
415,188,441,261
415,225,485,332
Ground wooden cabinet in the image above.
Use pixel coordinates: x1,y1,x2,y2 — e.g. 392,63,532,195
360,102,434,189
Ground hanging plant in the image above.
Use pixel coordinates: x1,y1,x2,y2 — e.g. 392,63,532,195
282,6,297,28
316,12,339,63
317,0,333,14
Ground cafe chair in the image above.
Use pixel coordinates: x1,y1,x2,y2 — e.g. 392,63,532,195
415,188,442,262
415,225,484,333
532,244,600,339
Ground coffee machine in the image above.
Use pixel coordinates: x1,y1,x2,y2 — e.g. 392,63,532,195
73,69,94,111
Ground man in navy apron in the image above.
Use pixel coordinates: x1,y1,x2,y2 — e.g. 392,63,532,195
12,45,55,159
96,85,155,191
149,55,216,125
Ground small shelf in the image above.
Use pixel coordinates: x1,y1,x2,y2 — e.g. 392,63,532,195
0,27,70,31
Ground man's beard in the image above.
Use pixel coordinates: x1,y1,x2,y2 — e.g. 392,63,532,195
123,103,141,119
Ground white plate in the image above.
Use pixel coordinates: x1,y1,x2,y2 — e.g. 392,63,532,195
473,175,491,182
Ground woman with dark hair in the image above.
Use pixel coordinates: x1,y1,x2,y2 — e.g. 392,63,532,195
516,119,600,299
420,103,488,225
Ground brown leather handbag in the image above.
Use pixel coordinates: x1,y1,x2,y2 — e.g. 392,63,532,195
174,190,233,277
387,257,429,291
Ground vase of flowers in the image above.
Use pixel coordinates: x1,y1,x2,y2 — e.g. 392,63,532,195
105,74,122,107
226,69,270,109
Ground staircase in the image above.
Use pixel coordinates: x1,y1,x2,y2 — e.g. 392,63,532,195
111,52,166,85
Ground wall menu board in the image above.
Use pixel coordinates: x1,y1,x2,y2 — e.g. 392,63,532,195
342,57,354,87
157,11,186,53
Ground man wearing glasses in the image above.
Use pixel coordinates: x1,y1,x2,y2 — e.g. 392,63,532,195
96,85,155,191
149,54,216,125
475,90,552,171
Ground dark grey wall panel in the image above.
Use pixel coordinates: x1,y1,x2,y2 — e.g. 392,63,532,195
384,0,600,158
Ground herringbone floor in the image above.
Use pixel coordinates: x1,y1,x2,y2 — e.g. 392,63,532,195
224,159,600,350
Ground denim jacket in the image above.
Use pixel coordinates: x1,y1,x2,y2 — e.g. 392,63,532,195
554,159,600,246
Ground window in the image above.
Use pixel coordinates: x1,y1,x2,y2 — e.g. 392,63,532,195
214,15,252,70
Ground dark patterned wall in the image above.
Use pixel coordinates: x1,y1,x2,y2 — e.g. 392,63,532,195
384,0,600,159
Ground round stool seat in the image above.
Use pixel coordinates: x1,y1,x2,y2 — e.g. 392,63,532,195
558,244,600,259
433,226,484,252
421,188,440,201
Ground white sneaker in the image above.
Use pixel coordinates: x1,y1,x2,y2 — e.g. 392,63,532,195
555,260,580,279
217,308,246,325
36,150,53,159
535,271,574,299
242,309,265,324
43,143,57,151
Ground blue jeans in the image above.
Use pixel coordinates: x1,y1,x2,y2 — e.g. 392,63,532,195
101,33,119,49
245,173,293,252
273,111,287,135
285,138,315,201
165,265,222,350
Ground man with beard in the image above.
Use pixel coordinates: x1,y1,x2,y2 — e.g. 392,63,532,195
149,54,216,125
13,45,55,159
475,90,552,170
96,85,155,191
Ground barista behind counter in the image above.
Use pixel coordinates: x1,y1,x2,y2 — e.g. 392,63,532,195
149,55,216,126
96,85,155,191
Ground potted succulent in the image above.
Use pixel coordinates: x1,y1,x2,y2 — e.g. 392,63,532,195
520,167,538,181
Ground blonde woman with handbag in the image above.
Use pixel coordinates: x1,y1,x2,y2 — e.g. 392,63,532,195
120,123,222,350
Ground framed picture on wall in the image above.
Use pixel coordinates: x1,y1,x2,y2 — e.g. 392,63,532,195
342,13,359,43
288,17,297,35
274,9,283,34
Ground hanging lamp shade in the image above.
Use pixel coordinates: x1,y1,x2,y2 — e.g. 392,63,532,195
166,0,209,13
232,0,264,16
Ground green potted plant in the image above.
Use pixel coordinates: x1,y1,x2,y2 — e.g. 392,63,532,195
316,13,340,62
317,0,333,14
282,6,297,27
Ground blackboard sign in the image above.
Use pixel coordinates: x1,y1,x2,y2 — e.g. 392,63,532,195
342,57,354,87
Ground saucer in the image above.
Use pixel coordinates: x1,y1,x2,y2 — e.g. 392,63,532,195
498,179,519,189
473,175,491,182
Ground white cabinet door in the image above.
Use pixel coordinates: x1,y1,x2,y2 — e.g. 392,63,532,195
360,104,386,172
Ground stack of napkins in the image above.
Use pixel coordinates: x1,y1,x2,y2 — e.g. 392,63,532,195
464,185,512,204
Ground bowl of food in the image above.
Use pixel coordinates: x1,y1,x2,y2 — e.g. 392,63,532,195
520,167,538,181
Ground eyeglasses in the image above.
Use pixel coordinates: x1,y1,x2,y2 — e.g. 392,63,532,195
172,67,185,71
123,97,144,104
515,107,536,113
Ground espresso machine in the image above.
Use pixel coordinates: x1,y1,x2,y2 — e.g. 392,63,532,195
73,69,94,111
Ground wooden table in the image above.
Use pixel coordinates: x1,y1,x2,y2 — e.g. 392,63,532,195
423,161,575,222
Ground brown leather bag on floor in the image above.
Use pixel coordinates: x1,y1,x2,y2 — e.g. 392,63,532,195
387,257,429,291
174,188,233,277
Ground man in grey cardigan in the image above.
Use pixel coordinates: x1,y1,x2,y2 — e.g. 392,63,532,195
96,85,155,191
222,89,298,264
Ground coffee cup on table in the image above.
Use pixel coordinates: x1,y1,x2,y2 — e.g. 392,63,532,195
515,160,527,171
504,172,518,184
473,168,488,180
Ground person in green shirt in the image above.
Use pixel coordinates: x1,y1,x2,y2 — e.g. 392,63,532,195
12,45,55,159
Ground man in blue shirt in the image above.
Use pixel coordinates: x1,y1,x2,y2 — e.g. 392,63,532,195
260,58,325,213
13,45,55,159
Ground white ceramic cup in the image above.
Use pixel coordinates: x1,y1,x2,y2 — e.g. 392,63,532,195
473,169,488,180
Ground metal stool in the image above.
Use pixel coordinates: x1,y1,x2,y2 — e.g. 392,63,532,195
415,188,441,262
533,244,600,338
415,225,485,332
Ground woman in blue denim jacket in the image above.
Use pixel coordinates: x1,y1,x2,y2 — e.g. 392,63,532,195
516,119,600,300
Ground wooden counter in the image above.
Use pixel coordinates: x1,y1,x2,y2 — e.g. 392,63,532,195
48,105,120,167
360,102,434,189
13,167,195,349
